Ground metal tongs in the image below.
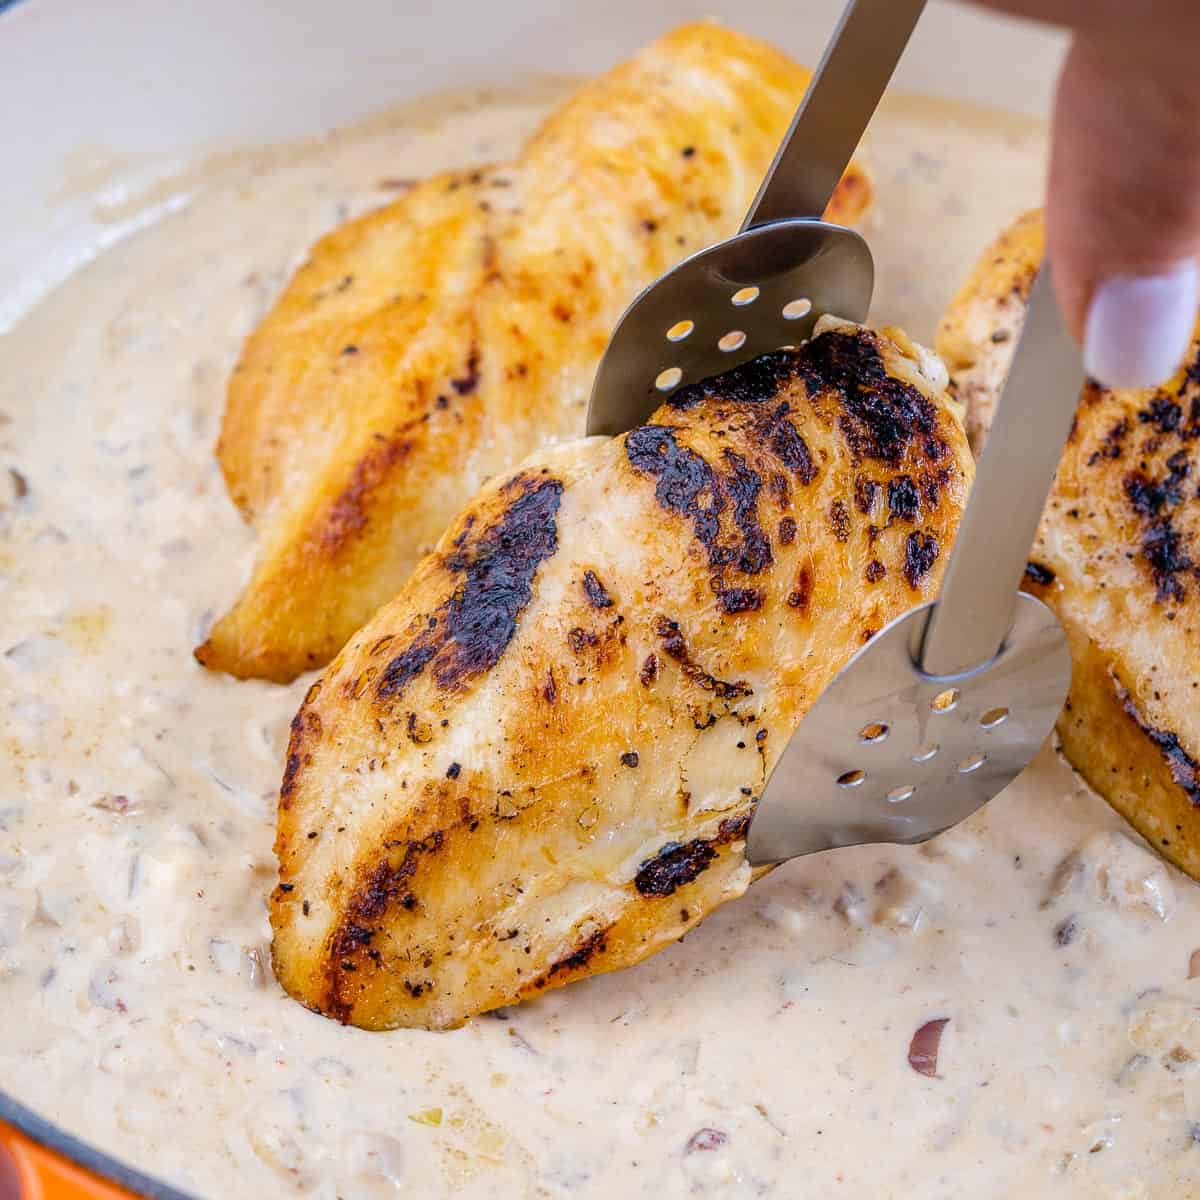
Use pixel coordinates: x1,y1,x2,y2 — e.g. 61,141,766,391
585,0,1083,865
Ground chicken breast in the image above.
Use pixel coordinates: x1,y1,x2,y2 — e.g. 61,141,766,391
270,322,972,1030
197,22,872,683
937,209,1200,881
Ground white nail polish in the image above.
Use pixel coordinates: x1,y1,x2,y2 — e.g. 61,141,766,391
1084,261,1199,390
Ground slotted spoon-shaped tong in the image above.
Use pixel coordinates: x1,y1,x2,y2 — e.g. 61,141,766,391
585,0,1084,865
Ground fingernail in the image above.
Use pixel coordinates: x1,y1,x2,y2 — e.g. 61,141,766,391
1084,260,1199,390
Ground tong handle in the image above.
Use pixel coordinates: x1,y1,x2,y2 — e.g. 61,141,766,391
741,0,927,232
918,267,1085,678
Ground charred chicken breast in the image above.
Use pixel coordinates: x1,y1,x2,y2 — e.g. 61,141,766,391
270,322,972,1030
937,209,1200,881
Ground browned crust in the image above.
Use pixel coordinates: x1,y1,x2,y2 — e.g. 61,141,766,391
269,325,972,1030
197,23,875,683
1034,591,1200,880
945,207,1200,884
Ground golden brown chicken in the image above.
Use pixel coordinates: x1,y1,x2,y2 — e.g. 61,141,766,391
938,209,1200,881
197,22,872,683
270,321,973,1030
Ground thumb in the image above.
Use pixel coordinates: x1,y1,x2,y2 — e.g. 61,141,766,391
1048,34,1200,388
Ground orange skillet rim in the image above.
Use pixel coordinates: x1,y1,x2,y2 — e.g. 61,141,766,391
0,1091,196,1199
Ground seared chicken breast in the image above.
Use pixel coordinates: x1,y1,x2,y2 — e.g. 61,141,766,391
270,323,972,1030
197,22,872,683
937,209,1200,881
935,209,1045,456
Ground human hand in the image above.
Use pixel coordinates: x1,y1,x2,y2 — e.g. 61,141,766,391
967,0,1200,388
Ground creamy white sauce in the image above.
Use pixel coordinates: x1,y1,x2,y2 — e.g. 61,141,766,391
2,84,1200,1200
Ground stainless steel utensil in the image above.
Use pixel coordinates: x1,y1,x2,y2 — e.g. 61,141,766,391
583,0,1082,864
747,268,1082,864
585,0,926,437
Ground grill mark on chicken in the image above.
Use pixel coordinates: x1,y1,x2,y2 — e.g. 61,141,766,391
625,425,777,612
668,333,949,489
666,350,799,411
532,927,612,986
634,839,718,896
921,468,952,510
581,569,614,609
722,451,773,574
1125,452,1190,518
716,812,752,842
375,475,563,702
625,425,724,554
1142,522,1195,604
903,531,940,588
887,475,920,522
1116,681,1200,806
1186,397,1200,439
1124,451,1196,603
634,812,753,897
347,851,420,923
799,331,943,468
280,704,322,808
567,626,600,653
1024,561,1056,587
630,333,955,617
324,834,447,1020
719,588,764,614
374,638,440,701
317,433,416,553
280,752,303,806
756,402,817,484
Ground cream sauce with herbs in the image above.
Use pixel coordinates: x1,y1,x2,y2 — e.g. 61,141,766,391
2,85,1200,1199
